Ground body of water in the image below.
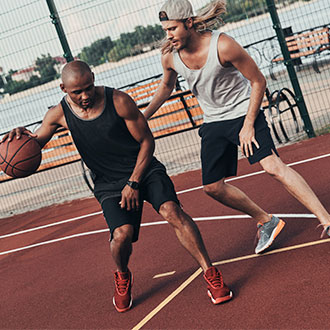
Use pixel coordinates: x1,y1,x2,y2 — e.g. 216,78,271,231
0,0,329,134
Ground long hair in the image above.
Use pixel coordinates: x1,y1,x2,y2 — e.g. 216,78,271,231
160,0,227,55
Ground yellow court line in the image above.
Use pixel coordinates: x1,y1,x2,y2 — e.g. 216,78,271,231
132,238,330,330
153,271,176,279
132,268,203,330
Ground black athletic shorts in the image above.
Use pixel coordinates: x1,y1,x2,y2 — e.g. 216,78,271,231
198,111,279,185
96,160,179,243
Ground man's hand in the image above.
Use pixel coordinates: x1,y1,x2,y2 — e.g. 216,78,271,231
239,124,259,158
120,184,140,211
1,127,37,143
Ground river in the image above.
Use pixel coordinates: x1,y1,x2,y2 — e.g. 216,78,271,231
0,0,329,134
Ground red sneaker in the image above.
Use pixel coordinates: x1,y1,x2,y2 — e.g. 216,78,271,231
113,269,133,312
203,266,233,304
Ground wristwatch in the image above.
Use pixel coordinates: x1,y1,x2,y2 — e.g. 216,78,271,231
126,180,139,190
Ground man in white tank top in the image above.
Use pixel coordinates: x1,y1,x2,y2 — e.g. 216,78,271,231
144,0,330,262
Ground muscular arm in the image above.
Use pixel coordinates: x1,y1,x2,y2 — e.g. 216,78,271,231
34,105,67,148
1,104,66,148
143,53,178,120
218,33,267,157
113,89,155,210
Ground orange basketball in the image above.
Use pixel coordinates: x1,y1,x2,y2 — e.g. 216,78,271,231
0,134,42,178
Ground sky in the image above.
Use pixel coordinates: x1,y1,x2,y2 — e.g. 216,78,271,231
0,0,211,73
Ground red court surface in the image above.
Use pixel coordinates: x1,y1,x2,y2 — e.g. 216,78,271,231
1,134,330,329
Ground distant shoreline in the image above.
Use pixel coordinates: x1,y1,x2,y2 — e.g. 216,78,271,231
0,0,317,105
0,49,161,105
221,0,318,33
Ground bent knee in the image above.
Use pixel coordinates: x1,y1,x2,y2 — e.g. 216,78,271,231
159,201,192,229
203,180,225,197
159,201,181,220
112,224,134,244
260,155,286,178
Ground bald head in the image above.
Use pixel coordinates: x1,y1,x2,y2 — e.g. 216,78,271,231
61,60,92,84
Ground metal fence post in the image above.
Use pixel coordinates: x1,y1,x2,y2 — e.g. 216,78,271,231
46,0,74,63
266,0,315,138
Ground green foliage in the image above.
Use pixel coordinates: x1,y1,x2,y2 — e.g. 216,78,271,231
107,24,164,62
78,37,113,66
35,54,58,84
0,0,308,95
3,76,40,95
221,0,268,23
3,54,59,95
108,42,131,62
77,24,164,63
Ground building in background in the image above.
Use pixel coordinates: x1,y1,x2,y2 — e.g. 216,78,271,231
11,66,40,82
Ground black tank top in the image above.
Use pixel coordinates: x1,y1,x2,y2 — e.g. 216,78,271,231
62,87,141,182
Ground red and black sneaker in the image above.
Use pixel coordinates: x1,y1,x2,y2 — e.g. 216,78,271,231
113,269,133,312
203,266,233,304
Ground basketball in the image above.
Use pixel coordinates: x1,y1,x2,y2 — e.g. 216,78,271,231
0,133,42,178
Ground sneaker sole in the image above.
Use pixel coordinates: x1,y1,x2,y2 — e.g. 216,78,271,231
255,219,285,254
113,296,133,313
207,290,233,305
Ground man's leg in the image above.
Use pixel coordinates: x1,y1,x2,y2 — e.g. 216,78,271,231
159,201,211,271
203,179,285,253
110,224,134,272
110,224,134,313
260,153,330,232
158,201,233,304
199,117,273,223
101,196,141,313
203,178,271,224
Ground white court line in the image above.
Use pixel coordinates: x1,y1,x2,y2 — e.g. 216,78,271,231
0,229,108,256
1,153,328,241
0,211,103,239
0,214,318,256
177,153,330,194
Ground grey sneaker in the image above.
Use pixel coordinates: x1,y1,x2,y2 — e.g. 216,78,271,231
255,215,285,254
320,225,330,238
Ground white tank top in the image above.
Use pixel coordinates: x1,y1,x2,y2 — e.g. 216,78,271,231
173,30,251,122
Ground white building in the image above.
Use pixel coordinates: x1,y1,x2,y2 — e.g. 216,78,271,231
11,67,40,82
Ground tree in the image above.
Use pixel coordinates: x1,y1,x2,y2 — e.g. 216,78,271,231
35,54,58,84
78,36,113,66
107,40,131,62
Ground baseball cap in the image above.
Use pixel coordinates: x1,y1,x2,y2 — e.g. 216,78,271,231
159,0,195,21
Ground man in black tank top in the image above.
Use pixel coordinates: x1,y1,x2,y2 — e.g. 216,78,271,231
2,60,232,311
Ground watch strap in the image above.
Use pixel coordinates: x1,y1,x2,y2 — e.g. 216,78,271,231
126,180,139,190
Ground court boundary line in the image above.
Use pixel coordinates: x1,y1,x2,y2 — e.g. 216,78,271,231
0,213,318,240
131,237,330,330
0,214,318,255
177,153,330,195
2,151,329,239
0,211,103,239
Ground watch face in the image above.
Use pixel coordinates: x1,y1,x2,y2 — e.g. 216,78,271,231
127,181,139,189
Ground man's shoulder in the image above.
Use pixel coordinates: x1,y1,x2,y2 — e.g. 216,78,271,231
162,51,175,70
48,102,63,115
218,33,236,49
44,102,65,123
113,88,128,101
112,89,136,116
